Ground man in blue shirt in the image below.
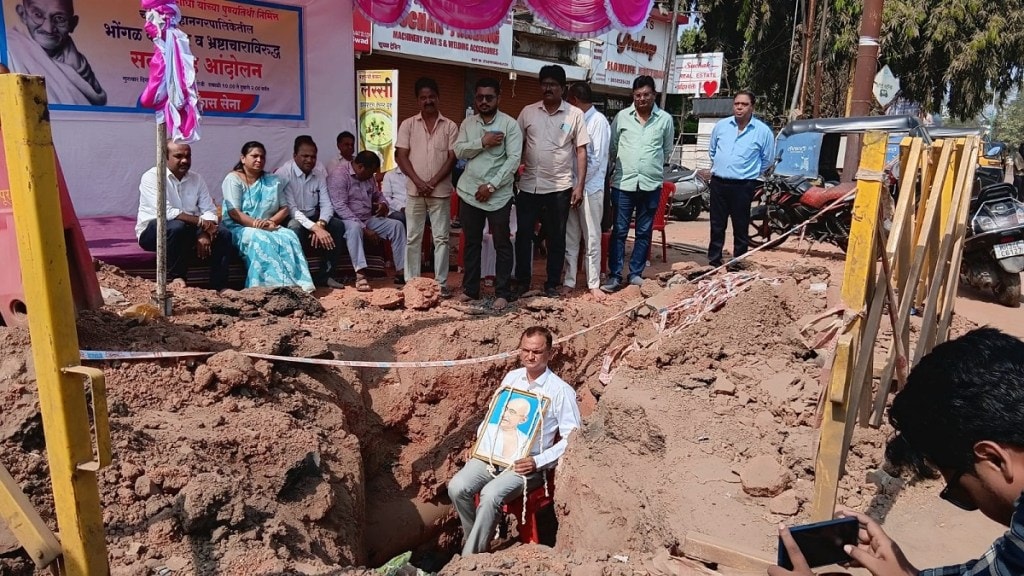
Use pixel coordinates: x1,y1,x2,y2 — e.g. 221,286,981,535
771,328,1024,576
707,90,774,269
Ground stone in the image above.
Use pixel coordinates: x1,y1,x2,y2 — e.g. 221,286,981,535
337,317,355,331
0,356,26,382
712,378,737,395
402,277,441,310
127,542,145,558
769,490,801,515
134,475,161,498
753,410,777,430
761,372,801,403
164,556,189,571
205,350,258,390
367,288,404,310
739,455,791,497
178,474,232,533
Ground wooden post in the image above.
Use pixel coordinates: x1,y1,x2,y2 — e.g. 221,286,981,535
937,138,981,342
0,74,110,576
811,130,887,521
155,123,170,315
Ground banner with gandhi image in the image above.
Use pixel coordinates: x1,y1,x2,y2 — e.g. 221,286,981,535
0,0,305,120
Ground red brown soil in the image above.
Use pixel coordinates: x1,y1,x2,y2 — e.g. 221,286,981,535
0,251,985,575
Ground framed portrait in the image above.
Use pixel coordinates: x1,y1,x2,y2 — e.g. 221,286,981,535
471,387,548,468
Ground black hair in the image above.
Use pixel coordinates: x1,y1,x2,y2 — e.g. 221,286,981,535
632,75,657,93
886,327,1024,479
233,140,265,172
734,89,757,106
475,76,501,95
414,77,440,97
336,131,355,144
353,150,381,172
539,65,567,88
569,82,593,104
521,326,554,350
293,135,316,155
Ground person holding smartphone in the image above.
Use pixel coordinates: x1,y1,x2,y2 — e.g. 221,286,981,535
771,327,1024,576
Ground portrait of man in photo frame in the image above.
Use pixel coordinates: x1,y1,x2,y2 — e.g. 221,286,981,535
471,387,548,469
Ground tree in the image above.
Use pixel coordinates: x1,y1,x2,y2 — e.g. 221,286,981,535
992,98,1024,146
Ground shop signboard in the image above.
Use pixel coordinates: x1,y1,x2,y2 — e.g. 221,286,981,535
591,17,673,90
371,1,513,69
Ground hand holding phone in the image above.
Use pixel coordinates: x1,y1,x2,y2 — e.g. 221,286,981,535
777,516,859,571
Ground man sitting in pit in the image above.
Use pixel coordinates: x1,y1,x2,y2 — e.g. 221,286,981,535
447,326,581,555
136,140,233,290
327,150,406,292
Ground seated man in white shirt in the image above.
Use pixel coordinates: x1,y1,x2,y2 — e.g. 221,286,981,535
275,135,347,288
136,140,233,290
447,325,582,555
380,165,408,226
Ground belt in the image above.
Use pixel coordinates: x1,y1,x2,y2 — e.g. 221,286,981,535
711,175,758,184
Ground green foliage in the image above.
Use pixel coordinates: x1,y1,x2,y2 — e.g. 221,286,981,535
992,98,1024,146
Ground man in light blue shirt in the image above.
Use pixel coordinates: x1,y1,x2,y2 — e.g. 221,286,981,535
707,89,775,268
601,75,675,293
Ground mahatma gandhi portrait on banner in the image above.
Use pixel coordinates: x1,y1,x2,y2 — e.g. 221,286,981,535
8,0,107,105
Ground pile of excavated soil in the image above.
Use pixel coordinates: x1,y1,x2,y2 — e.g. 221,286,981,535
1,258,979,576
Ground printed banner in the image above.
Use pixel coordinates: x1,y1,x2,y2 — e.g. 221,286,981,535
671,52,724,96
590,17,673,90
371,0,513,69
357,69,398,172
1,0,304,120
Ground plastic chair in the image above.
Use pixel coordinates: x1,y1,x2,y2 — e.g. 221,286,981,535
473,469,556,544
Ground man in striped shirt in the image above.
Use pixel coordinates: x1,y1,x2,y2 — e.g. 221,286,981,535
772,328,1024,576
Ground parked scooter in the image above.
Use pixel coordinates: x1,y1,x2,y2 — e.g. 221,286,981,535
748,174,856,252
664,163,710,221
960,182,1024,307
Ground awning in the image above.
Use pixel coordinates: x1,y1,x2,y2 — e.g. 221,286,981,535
354,0,656,38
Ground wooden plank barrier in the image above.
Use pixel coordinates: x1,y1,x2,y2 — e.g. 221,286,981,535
810,132,980,520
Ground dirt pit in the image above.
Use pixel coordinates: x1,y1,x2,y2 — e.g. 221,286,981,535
0,258,977,575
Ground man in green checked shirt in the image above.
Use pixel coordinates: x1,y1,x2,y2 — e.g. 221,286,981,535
453,77,523,311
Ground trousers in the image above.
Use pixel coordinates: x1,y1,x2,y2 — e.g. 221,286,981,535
447,458,544,555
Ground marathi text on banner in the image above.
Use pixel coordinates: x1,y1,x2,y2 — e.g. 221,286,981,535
356,70,398,172
1,0,303,119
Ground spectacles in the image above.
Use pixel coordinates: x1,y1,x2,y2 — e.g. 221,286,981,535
25,7,71,30
475,94,496,102
540,81,562,89
939,470,978,511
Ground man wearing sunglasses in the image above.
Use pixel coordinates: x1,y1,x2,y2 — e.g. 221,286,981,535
771,327,1024,576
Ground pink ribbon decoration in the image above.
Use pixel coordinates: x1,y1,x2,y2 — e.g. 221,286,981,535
139,0,201,143
356,0,654,35
420,0,515,34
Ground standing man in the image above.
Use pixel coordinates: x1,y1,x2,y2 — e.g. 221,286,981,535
706,89,774,269
454,77,523,310
136,140,233,290
601,76,674,293
395,77,458,294
564,82,610,299
275,135,346,289
328,131,356,174
327,151,406,292
516,65,590,299
448,326,581,556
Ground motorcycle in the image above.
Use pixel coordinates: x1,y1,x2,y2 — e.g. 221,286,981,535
748,174,856,252
664,163,710,221
960,182,1024,307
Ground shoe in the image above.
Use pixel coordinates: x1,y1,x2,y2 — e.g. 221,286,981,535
394,274,406,285
326,278,346,289
544,287,560,298
600,278,621,294
628,276,644,286
440,286,452,298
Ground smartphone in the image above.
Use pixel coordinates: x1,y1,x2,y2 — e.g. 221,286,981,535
777,516,859,570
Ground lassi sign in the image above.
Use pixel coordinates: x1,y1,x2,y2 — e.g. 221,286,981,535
591,18,673,89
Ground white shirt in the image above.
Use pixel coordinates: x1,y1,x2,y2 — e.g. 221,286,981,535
274,160,333,230
135,167,218,239
327,155,351,176
381,167,408,211
494,367,581,469
577,105,611,196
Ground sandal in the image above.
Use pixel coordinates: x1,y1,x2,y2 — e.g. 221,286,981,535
355,276,372,292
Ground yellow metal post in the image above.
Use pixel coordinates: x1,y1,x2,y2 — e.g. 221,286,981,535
0,464,61,567
811,131,887,521
0,75,109,575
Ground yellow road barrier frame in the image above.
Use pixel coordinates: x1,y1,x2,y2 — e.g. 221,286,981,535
0,75,110,575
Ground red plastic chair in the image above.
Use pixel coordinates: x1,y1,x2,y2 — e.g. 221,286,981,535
473,469,555,544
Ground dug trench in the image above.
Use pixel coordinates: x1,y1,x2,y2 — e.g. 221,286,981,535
0,259,976,575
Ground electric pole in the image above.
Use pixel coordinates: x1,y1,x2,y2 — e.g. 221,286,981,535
840,0,883,180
